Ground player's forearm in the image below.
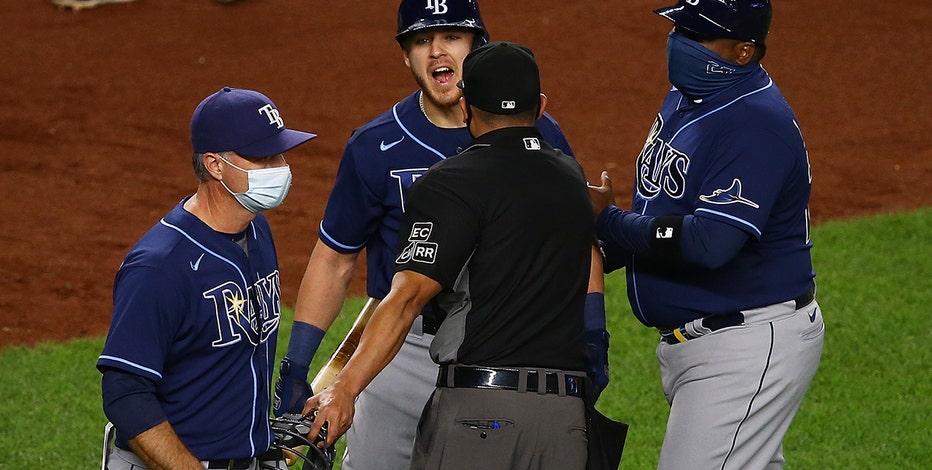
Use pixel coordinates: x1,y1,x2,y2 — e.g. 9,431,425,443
128,421,203,470
588,245,604,294
292,239,358,330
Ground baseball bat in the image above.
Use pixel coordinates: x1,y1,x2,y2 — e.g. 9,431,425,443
310,297,381,392
283,297,381,466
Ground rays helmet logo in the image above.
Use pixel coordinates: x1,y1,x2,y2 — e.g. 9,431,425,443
397,222,439,264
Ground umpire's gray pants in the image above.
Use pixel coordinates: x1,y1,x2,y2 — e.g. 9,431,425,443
410,386,588,469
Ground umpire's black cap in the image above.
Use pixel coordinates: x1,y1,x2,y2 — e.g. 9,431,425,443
457,41,540,115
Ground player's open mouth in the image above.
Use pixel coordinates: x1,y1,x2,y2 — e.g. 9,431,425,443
432,66,455,86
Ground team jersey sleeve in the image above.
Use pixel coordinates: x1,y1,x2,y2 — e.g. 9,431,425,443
536,112,574,157
694,125,804,239
318,140,382,252
394,168,481,289
97,266,185,381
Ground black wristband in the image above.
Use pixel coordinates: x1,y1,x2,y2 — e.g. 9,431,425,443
649,216,684,265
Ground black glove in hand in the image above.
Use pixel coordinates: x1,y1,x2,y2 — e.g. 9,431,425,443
273,357,313,417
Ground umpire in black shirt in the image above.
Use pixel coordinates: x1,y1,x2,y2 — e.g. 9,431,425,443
305,41,597,469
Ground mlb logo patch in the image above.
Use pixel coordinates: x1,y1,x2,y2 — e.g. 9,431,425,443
501,101,516,110
523,138,541,150
655,226,674,239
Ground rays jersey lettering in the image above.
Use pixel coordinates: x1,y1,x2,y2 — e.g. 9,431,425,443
203,270,281,347
390,167,429,212
636,114,689,200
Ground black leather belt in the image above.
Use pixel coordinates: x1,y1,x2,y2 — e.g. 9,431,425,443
207,458,253,469
795,286,816,309
660,286,816,345
207,449,283,469
437,365,585,398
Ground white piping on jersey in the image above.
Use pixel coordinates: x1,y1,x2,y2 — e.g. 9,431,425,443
99,220,258,379
160,219,251,288
98,355,163,379
628,260,649,325
695,208,762,237
160,218,262,456
633,77,774,323
669,77,773,142
319,222,366,251
642,78,774,219
392,91,447,160
320,92,452,253
248,347,260,456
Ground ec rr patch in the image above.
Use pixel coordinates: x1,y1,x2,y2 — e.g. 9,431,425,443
396,222,438,264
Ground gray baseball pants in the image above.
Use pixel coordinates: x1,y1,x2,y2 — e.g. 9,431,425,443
656,299,825,470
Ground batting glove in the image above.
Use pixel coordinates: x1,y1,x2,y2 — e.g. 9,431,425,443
585,328,611,400
273,358,313,417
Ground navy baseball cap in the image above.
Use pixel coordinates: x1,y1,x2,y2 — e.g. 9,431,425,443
191,87,317,158
457,41,540,115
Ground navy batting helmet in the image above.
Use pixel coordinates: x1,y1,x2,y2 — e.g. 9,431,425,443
396,0,489,47
654,0,772,47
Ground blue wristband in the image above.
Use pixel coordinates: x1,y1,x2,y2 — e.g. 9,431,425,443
284,322,326,372
584,292,607,331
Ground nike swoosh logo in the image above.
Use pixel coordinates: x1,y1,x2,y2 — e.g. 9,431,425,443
190,253,205,271
808,310,817,323
380,136,405,151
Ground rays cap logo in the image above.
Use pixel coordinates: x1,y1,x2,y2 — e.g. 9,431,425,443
457,41,540,115
191,87,317,158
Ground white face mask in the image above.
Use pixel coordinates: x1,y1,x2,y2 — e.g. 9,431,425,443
219,156,292,213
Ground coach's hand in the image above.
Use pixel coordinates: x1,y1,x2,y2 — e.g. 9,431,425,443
273,358,313,417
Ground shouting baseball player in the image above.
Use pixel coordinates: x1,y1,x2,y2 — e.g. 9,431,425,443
272,0,610,468
588,1,825,469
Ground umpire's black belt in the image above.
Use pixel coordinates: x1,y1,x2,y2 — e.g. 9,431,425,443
659,287,816,345
206,448,283,469
437,365,585,398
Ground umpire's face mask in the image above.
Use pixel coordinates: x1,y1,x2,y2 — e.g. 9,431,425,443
218,155,293,213
666,31,756,102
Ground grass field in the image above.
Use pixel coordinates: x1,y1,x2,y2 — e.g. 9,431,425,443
1,208,929,469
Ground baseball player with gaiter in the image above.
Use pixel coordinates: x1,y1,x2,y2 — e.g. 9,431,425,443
588,1,824,469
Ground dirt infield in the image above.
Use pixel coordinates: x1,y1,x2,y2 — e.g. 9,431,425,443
1,0,929,347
